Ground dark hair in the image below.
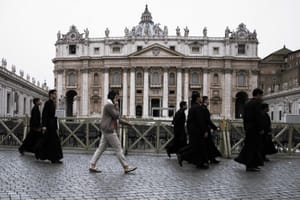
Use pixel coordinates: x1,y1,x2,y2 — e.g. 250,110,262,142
179,101,187,108
262,103,269,110
191,91,200,105
48,89,56,97
33,98,40,105
252,88,263,97
202,96,208,102
107,90,119,101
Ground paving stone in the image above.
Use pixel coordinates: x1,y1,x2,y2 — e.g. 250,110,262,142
0,149,299,199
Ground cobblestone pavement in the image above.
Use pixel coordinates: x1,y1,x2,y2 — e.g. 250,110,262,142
0,148,299,200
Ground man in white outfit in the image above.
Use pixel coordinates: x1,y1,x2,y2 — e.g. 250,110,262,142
89,90,137,173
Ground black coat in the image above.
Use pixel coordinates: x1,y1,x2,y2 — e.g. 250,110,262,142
35,99,63,161
179,103,209,166
166,108,187,154
19,105,42,153
262,112,277,155
201,104,221,159
235,98,264,167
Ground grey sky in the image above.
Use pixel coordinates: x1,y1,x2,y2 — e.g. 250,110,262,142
0,0,299,88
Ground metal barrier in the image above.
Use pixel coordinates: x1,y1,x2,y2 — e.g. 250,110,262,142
0,116,299,157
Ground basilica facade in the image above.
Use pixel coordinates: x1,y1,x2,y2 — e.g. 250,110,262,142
53,5,259,119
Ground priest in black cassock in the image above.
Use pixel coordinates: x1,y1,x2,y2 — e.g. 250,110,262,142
166,101,187,157
19,98,42,155
201,96,222,164
234,88,264,172
35,89,63,163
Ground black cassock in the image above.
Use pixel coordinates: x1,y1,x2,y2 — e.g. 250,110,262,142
166,108,187,154
262,112,277,156
19,105,42,153
234,98,264,168
35,99,63,162
177,103,209,166
201,104,222,160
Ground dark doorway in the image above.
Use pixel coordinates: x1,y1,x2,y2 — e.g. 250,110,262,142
136,105,142,117
66,90,77,117
235,91,248,119
151,99,160,117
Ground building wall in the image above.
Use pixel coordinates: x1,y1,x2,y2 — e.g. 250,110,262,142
0,62,48,117
53,7,259,119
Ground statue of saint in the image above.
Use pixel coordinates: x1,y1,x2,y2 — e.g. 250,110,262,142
176,26,181,36
57,31,61,40
184,26,189,37
105,28,110,37
203,27,207,37
84,28,89,38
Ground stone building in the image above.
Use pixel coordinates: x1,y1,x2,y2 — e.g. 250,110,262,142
259,47,300,122
0,58,48,117
53,5,260,119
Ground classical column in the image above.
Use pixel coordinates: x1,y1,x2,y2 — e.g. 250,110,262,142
103,68,109,108
57,71,63,103
162,68,168,117
81,69,89,116
203,69,208,96
176,68,182,109
184,68,189,105
224,68,232,119
129,68,135,117
143,68,149,118
122,68,128,116
250,69,259,91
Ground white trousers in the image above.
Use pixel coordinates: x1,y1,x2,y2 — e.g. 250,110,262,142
90,131,128,168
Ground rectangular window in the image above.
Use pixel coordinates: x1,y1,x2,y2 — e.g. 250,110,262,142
137,46,143,51
191,47,200,53
169,90,175,95
112,47,121,53
169,46,175,51
136,90,142,94
94,47,100,55
69,45,76,55
213,47,219,55
271,111,274,120
279,111,282,121
238,44,245,54
23,98,26,114
7,93,10,113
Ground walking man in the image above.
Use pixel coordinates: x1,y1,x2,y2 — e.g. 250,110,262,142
201,96,222,164
89,90,137,173
234,88,264,171
35,89,63,163
166,101,187,157
19,98,42,155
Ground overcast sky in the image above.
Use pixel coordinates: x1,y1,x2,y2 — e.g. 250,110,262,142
0,0,299,88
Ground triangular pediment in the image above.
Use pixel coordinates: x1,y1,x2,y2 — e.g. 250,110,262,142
129,43,184,58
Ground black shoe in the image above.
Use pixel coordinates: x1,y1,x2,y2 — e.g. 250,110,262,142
176,154,183,167
167,150,171,158
18,148,24,156
210,159,220,164
51,160,63,164
246,167,260,172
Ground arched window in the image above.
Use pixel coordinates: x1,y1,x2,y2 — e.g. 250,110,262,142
237,73,246,87
213,73,219,85
68,73,76,86
151,72,160,85
191,72,199,85
136,72,143,86
112,72,121,85
169,72,175,85
93,73,99,85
